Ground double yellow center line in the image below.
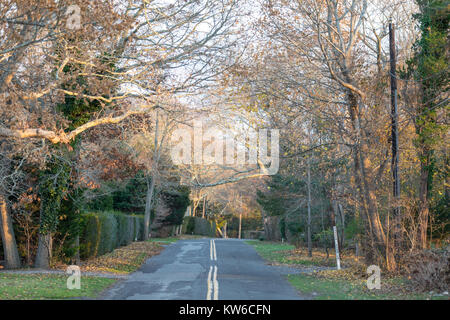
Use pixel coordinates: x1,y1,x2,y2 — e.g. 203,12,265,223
207,240,218,300
209,239,217,261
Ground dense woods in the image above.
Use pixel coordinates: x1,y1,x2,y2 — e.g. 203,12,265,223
0,0,448,292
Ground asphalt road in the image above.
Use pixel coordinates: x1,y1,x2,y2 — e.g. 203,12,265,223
102,238,303,300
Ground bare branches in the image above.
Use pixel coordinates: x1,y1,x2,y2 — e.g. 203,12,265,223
0,127,62,144
0,102,159,144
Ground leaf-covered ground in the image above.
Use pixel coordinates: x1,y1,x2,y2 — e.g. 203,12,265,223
246,240,449,300
74,241,165,274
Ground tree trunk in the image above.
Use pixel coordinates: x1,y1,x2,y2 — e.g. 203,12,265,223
34,195,53,269
338,203,345,248
73,235,80,265
35,232,52,269
307,156,312,257
358,144,386,246
144,109,160,240
0,193,20,269
144,175,156,240
355,241,360,258
192,201,199,218
202,196,207,218
389,22,402,252
418,158,431,249
347,91,396,269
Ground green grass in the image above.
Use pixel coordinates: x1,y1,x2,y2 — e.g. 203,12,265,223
247,240,446,300
148,234,207,245
245,240,294,263
287,273,445,300
245,240,335,266
148,237,180,244
0,273,116,300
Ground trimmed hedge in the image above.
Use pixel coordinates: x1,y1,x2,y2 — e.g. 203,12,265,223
79,211,144,259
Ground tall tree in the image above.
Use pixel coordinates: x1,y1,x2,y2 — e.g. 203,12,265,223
407,0,449,249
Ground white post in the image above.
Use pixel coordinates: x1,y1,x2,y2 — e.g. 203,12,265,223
333,226,341,270
238,213,242,239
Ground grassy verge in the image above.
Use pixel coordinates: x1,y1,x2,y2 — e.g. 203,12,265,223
245,240,337,267
286,272,446,300
246,240,447,300
0,239,174,300
0,273,116,300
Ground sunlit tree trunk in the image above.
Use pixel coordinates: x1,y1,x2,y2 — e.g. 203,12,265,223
0,193,20,269
202,196,207,219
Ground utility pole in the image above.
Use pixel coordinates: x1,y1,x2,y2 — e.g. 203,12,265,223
389,22,401,250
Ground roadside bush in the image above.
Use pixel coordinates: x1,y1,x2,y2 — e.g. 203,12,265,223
162,186,190,226
183,216,196,234
79,211,144,259
263,215,282,241
182,216,215,236
98,212,118,255
210,220,217,237
314,229,334,248
403,247,450,292
134,215,144,241
112,212,135,246
194,217,215,236
79,213,101,258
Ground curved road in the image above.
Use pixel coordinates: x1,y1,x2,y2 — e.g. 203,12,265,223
102,238,303,300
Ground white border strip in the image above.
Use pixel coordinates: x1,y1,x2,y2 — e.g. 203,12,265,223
212,240,217,261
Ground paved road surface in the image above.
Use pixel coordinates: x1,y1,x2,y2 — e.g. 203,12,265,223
102,238,303,300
